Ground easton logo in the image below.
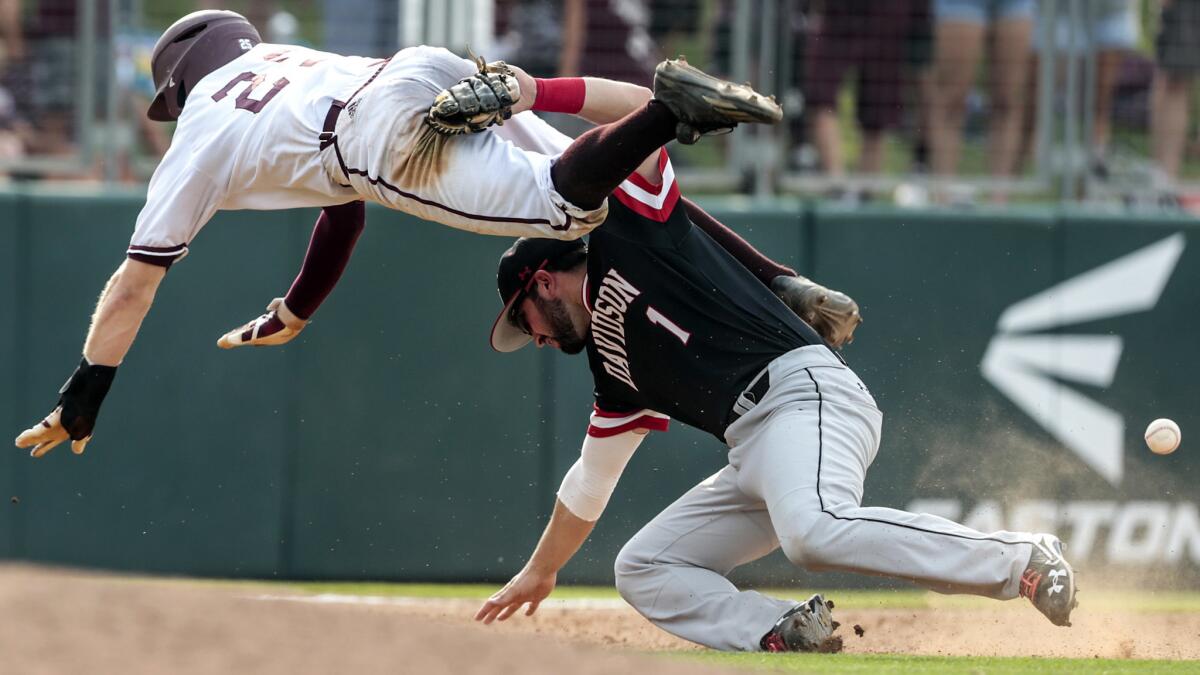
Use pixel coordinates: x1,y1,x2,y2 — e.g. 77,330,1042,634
981,234,1186,486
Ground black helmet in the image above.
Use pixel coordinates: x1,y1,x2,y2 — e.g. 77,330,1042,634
147,10,261,121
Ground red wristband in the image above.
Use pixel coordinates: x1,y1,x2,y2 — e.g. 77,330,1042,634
532,77,586,114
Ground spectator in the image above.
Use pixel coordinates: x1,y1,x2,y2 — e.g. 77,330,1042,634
928,0,1034,185
1027,0,1139,174
0,86,26,165
559,0,660,86
493,0,564,77
1152,0,1200,187
0,0,24,67
0,0,25,172
12,0,113,162
113,31,170,180
804,1,925,183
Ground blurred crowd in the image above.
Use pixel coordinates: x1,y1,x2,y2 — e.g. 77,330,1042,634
1,0,1200,204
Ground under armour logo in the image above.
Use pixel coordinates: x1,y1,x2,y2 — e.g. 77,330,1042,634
1047,568,1067,595
518,266,533,281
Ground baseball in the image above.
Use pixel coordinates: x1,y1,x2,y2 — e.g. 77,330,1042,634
1144,418,1181,455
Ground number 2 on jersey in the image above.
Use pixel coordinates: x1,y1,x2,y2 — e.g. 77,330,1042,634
646,306,691,345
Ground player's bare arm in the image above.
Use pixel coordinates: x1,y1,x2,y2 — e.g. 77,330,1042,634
475,498,594,624
477,428,648,624
14,259,166,457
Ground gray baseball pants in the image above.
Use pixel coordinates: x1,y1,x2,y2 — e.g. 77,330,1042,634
613,345,1038,651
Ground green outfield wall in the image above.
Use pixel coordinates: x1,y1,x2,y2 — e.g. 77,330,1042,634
1,188,1197,588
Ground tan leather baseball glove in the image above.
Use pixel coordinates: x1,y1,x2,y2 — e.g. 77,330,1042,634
771,275,863,349
426,53,521,136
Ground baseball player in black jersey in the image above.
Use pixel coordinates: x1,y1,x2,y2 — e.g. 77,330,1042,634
474,126,1079,651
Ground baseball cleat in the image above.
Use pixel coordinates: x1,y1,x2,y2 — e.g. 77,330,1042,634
652,57,784,145
1019,535,1078,627
759,594,840,652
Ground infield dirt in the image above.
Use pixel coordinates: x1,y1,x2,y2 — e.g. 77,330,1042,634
292,594,1200,661
4,564,1198,674
0,565,736,675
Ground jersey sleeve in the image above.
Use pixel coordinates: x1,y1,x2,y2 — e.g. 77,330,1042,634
556,428,646,521
609,149,681,224
127,156,224,267
587,403,670,437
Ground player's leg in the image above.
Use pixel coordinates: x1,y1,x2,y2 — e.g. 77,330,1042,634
502,91,795,288
928,4,986,176
353,48,777,239
613,465,798,651
549,101,678,210
730,347,1043,600
550,59,783,210
324,47,606,239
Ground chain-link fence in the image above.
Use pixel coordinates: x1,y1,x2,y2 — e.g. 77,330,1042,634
1,0,1197,210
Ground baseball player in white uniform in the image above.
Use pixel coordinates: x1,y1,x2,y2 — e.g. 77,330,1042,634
13,10,792,456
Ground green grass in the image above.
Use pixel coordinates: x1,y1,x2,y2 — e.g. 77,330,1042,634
278,582,1200,614
677,652,1200,674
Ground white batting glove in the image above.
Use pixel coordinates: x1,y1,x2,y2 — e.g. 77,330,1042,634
217,298,308,349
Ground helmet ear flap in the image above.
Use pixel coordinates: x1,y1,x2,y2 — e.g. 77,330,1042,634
176,81,188,111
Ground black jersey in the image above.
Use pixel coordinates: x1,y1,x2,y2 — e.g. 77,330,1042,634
584,187,826,441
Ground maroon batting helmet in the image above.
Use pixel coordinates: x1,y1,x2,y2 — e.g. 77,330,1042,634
147,10,261,122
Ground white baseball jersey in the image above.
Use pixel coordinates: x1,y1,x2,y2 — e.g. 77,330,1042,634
129,43,605,267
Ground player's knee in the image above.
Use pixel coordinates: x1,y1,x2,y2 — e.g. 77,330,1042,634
779,534,818,568
613,540,653,602
777,510,832,569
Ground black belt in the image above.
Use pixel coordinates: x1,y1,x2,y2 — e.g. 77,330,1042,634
728,368,771,425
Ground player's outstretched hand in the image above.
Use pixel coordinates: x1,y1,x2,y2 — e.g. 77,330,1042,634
474,567,557,624
217,298,308,349
14,407,89,457
771,275,863,349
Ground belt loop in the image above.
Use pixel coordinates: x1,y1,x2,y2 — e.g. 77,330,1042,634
319,100,346,150
729,365,771,425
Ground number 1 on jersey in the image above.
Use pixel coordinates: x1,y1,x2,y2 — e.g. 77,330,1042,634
646,306,691,345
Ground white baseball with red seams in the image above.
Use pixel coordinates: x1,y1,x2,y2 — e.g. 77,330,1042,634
1145,418,1181,455
128,43,605,266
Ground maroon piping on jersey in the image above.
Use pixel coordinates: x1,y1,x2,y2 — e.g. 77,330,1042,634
317,58,572,232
